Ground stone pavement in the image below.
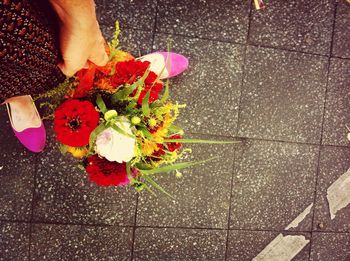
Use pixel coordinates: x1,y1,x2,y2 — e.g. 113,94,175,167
1,0,350,260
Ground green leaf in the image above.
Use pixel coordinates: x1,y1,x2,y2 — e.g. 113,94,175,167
141,88,151,117
126,100,137,112
126,161,136,183
96,94,107,113
139,182,157,196
164,139,240,144
143,174,174,199
168,125,183,133
112,83,138,102
107,122,135,139
160,79,170,104
133,70,151,101
77,164,86,171
135,162,153,170
109,63,117,76
59,144,68,154
137,125,154,140
139,157,218,175
88,123,107,151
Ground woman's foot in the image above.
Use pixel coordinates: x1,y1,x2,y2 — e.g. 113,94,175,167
5,95,46,152
138,52,189,79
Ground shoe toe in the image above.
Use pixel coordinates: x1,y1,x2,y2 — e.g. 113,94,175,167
157,52,189,78
13,124,46,153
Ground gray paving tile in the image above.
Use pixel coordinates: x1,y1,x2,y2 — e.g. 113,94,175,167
0,107,35,221
100,25,153,57
310,232,350,261
32,123,137,226
137,134,235,229
95,0,157,31
332,1,350,59
156,0,250,43
133,227,226,261
30,223,132,260
153,34,244,136
249,0,335,55
230,140,318,230
313,146,350,232
0,222,30,260
322,58,350,146
238,46,328,143
226,230,311,261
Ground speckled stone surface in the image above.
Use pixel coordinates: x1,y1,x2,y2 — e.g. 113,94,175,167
137,134,236,228
322,58,350,146
2,0,350,258
313,146,350,233
310,232,350,261
238,46,328,143
226,230,311,261
0,107,35,221
133,227,227,261
0,222,30,260
332,1,350,59
32,123,137,226
156,0,250,44
100,26,153,57
153,34,244,137
230,140,318,230
249,0,335,55
30,224,133,260
95,0,157,31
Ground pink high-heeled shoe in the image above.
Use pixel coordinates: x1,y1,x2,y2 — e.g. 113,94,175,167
139,52,189,79
6,96,46,153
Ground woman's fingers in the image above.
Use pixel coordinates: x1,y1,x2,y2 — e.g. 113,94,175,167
58,55,88,76
89,40,109,67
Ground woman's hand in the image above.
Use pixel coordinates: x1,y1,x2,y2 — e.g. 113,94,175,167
50,0,108,76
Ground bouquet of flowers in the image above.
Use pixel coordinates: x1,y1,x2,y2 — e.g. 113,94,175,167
40,22,236,196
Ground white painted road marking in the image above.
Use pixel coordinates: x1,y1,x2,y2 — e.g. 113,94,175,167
252,234,310,261
285,203,313,230
327,167,350,220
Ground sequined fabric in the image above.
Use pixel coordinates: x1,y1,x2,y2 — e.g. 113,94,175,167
0,0,65,103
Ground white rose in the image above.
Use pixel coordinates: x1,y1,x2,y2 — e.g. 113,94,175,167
95,120,136,163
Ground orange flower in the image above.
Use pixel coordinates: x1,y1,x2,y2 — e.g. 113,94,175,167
95,78,114,92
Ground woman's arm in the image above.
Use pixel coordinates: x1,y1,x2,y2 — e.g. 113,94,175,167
49,0,108,76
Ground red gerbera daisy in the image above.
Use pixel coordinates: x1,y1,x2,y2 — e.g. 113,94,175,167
54,99,100,147
85,155,130,186
111,59,163,105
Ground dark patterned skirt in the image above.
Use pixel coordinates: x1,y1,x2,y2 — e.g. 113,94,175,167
0,0,65,103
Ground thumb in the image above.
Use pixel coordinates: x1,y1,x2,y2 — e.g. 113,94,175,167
89,46,109,67
58,58,87,77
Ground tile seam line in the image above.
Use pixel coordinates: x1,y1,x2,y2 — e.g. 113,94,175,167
97,17,350,61
149,31,345,59
150,0,159,52
131,2,159,261
308,1,338,260
27,153,39,261
2,218,349,234
225,1,254,260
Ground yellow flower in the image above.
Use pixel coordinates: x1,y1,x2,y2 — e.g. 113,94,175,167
141,139,159,156
148,118,158,128
67,146,88,158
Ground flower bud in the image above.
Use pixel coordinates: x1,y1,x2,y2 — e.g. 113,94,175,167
148,118,157,127
131,116,141,125
175,170,183,178
104,110,118,121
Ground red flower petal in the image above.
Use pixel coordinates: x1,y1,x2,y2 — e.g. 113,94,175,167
86,155,130,186
54,99,99,147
